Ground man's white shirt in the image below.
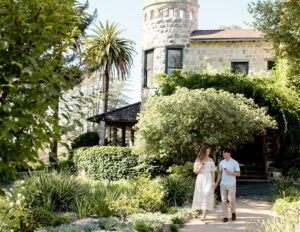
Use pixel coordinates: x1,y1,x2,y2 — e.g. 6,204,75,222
219,158,240,186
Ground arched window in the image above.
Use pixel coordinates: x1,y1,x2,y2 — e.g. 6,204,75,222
180,9,185,19
159,9,163,17
190,11,193,20
150,10,154,20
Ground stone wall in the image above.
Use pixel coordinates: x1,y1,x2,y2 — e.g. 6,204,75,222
184,40,274,75
142,0,199,99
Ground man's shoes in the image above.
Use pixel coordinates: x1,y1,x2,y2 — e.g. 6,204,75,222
222,218,228,223
232,213,236,221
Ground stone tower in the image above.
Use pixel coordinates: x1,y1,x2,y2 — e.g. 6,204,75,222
142,0,199,98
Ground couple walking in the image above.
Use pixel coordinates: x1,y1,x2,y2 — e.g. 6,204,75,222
192,145,241,223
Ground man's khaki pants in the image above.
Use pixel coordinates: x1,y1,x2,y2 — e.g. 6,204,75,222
220,184,236,218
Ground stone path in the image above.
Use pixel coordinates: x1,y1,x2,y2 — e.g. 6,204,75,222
179,197,272,232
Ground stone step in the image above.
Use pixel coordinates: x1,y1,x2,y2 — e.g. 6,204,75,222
237,179,271,183
239,175,267,180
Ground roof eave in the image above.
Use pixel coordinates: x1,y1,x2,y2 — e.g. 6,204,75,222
190,38,269,42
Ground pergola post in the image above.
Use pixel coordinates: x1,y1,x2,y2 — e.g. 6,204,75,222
113,126,118,146
99,120,106,146
121,126,126,147
130,128,135,146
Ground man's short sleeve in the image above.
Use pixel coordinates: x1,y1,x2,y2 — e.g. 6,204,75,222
234,160,240,172
219,161,223,171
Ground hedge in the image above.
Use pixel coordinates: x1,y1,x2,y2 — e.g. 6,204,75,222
73,146,139,181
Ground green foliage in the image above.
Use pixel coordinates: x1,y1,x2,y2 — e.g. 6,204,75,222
160,207,178,214
286,165,300,180
21,208,55,232
161,175,195,207
52,213,73,227
98,217,136,232
36,224,105,232
135,87,276,162
169,224,178,232
248,0,300,87
17,172,91,212
71,132,100,150
247,217,300,232
74,146,139,181
0,0,90,185
272,178,300,202
167,162,194,178
70,196,93,219
171,216,185,225
272,199,300,217
154,71,299,163
134,223,151,232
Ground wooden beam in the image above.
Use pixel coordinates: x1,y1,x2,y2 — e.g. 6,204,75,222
113,126,118,146
122,126,126,147
131,129,135,146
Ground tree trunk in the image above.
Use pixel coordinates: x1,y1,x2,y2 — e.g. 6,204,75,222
99,63,110,146
49,97,59,168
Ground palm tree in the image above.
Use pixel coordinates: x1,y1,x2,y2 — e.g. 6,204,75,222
84,21,135,145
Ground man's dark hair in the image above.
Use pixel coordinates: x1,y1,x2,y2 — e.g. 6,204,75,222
223,148,233,154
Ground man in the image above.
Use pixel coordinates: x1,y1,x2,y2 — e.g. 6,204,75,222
214,149,241,223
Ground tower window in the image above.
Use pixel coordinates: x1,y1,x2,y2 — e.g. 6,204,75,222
180,10,184,19
159,9,163,17
268,61,275,70
190,11,193,20
169,9,174,17
144,50,154,88
166,48,183,75
231,62,249,75
150,10,154,20
144,13,147,22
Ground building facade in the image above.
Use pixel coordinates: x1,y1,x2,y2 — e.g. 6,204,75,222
141,0,274,100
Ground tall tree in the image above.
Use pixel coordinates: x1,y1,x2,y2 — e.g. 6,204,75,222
248,0,300,89
48,1,97,168
0,0,92,190
84,21,135,145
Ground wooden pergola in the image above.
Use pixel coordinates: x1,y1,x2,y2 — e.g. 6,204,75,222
87,102,141,147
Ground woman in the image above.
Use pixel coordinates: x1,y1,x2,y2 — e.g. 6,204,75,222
192,145,216,221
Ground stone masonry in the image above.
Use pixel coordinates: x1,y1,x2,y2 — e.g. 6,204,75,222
141,0,274,100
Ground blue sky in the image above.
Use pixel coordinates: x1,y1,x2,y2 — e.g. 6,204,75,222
81,0,256,103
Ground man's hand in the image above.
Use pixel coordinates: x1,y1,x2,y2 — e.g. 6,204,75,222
225,170,241,177
212,183,217,190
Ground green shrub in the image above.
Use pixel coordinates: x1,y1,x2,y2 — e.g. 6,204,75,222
70,196,93,219
169,224,178,232
247,217,300,232
20,208,54,232
160,207,178,214
74,146,139,181
35,224,104,232
71,132,99,150
18,172,91,212
57,159,77,174
162,175,195,207
272,178,300,201
135,177,165,212
52,213,73,226
286,165,300,180
98,217,136,232
167,162,194,178
134,222,151,232
171,216,185,225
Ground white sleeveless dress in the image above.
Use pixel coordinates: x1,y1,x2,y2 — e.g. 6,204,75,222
192,161,216,211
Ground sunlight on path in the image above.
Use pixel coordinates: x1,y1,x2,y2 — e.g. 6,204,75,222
179,198,272,232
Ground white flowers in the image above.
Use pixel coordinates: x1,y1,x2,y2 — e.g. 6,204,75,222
16,200,21,205
9,202,14,207
17,193,22,198
20,180,25,184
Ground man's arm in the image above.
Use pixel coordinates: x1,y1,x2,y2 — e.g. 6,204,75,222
225,170,241,177
214,170,222,189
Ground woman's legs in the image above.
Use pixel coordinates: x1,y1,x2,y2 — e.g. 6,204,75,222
201,209,207,220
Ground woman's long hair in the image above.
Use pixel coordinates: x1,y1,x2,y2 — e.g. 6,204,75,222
195,145,210,162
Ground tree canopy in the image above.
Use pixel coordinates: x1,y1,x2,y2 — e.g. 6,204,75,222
0,0,92,185
248,0,300,88
134,87,276,163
